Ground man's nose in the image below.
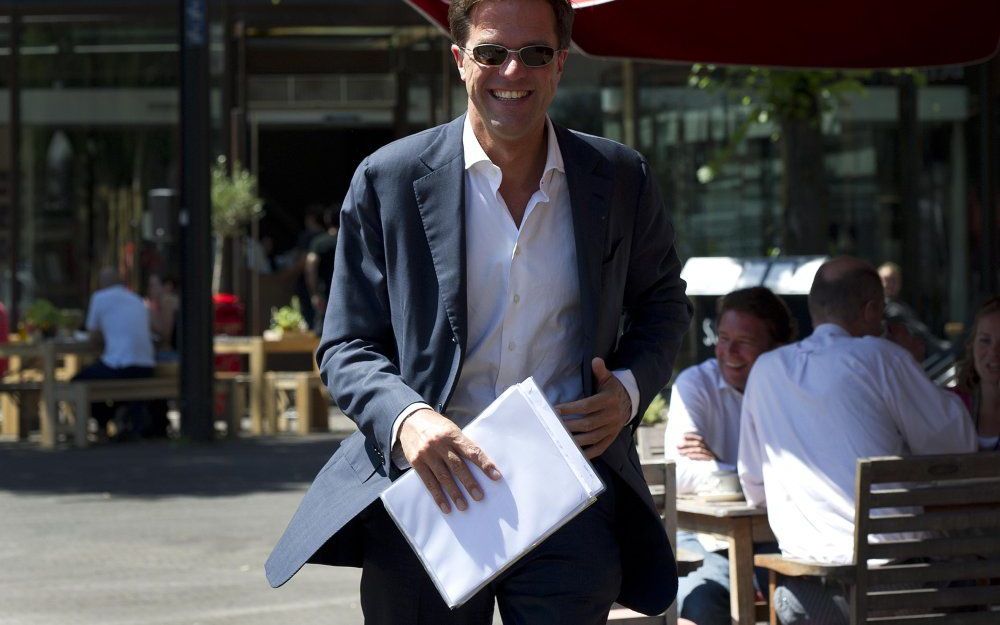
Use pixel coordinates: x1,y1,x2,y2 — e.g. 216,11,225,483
499,54,528,77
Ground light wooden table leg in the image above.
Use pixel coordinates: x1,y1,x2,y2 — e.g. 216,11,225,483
41,343,58,448
249,339,265,435
1,393,19,438
728,519,755,625
294,376,309,435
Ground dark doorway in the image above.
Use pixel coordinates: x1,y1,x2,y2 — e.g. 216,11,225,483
256,126,394,254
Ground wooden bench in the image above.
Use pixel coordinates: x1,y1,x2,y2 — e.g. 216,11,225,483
755,452,1000,624
609,459,703,625
50,375,180,447
0,380,42,440
263,371,330,435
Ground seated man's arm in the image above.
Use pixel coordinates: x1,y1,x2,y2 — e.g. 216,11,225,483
737,383,767,507
884,348,976,454
663,376,723,494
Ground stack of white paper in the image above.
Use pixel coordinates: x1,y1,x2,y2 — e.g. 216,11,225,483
380,377,605,608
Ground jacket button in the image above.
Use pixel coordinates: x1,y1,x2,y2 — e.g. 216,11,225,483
437,403,444,412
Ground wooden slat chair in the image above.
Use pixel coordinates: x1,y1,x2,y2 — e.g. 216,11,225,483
755,452,1000,625
609,459,703,625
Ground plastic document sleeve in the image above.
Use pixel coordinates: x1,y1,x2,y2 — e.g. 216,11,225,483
379,377,606,608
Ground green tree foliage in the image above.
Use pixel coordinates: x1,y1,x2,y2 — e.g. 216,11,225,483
211,156,263,238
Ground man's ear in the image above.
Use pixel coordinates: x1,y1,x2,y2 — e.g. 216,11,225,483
451,44,467,81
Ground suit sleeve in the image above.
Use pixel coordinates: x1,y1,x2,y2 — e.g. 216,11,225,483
611,158,692,423
316,160,425,470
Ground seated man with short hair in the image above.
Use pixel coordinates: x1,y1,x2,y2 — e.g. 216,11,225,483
664,286,795,625
738,256,976,625
74,267,156,437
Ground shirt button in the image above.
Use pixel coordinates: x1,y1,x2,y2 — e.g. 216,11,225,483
508,341,515,351
513,294,520,304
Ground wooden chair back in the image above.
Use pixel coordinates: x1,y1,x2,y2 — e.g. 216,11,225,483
608,459,678,625
850,452,1000,623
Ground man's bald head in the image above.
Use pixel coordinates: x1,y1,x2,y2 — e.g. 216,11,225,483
97,267,122,290
808,256,885,337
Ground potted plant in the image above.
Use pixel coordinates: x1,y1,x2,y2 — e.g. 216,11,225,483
211,155,263,293
24,299,61,338
265,297,309,340
636,391,668,460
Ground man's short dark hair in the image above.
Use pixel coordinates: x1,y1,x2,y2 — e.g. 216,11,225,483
448,0,574,49
808,262,883,325
717,286,797,345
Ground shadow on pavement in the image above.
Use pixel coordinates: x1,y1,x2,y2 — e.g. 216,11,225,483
0,435,346,499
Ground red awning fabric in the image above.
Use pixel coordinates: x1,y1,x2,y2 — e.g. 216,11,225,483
404,0,1000,69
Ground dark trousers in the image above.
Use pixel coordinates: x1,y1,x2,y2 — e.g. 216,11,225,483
359,460,623,625
72,361,154,430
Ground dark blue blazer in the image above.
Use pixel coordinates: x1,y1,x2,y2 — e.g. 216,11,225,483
265,115,691,616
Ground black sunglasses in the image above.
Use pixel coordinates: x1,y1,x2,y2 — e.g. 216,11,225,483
460,44,562,68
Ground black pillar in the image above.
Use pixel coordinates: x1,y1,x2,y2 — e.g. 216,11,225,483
979,60,998,298
179,0,214,441
8,11,20,326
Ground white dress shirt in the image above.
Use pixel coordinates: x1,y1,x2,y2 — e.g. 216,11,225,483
738,323,976,564
85,285,156,368
664,358,741,494
391,117,638,466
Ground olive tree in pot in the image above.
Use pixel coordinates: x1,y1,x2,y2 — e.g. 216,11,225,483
211,156,263,294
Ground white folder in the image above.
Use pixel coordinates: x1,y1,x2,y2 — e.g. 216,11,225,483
380,377,606,608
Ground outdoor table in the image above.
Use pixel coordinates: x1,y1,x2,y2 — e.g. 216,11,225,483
0,338,99,445
676,495,775,625
213,333,319,435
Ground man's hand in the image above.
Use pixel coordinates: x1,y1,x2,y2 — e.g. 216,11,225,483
398,408,502,514
554,358,632,459
677,432,717,461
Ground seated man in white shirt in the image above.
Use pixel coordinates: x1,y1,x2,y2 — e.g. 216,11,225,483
665,287,796,625
738,256,976,625
73,267,156,437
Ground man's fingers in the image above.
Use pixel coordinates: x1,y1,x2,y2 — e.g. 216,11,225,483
445,449,485,502
554,395,604,415
426,457,468,512
412,464,451,514
563,414,605,433
457,439,502,482
682,432,705,443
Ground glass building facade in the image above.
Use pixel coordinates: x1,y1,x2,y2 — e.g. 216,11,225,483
2,1,997,357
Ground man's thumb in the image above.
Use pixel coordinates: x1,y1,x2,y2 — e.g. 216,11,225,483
592,357,612,384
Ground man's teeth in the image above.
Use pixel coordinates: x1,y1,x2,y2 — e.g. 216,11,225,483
492,90,529,100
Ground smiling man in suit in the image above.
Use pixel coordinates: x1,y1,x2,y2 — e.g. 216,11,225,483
265,0,691,622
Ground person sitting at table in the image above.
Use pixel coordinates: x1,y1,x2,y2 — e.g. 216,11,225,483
664,286,795,625
738,256,976,625
145,273,180,357
953,295,1000,451
74,267,156,439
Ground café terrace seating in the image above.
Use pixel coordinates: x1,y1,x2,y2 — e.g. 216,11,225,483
755,452,1000,625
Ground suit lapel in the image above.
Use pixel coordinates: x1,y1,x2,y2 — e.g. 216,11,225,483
413,116,468,348
556,125,612,396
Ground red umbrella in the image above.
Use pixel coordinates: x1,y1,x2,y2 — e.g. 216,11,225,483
404,0,1000,68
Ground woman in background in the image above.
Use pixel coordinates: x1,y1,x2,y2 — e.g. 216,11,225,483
954,296,1000,451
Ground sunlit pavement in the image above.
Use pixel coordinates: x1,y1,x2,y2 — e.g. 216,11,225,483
0,429,368,625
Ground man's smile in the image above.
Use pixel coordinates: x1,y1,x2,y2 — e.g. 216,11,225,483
490,89,531,101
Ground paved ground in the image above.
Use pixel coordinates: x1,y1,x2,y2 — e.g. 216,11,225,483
0,430,369,625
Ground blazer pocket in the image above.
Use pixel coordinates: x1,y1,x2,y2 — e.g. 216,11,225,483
603,237,624,265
